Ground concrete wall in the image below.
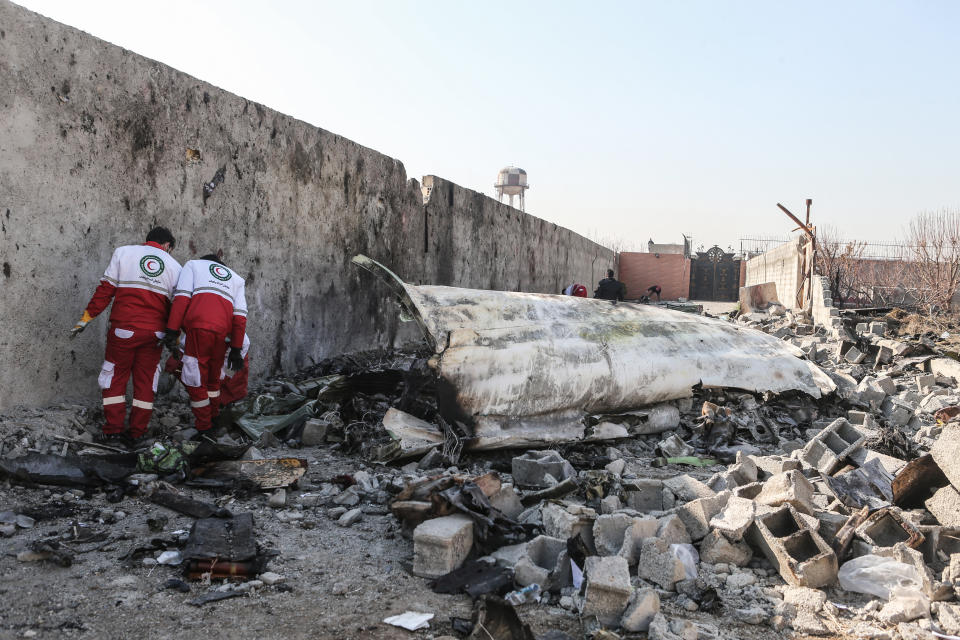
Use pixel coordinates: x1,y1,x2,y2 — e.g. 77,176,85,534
619,252,690,300
744,238,805,309
0,1,614,410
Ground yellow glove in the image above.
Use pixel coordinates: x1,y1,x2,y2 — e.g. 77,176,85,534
70,310,93,339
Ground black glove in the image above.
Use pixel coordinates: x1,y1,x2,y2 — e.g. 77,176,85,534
227,347,244,372
162,329,180,351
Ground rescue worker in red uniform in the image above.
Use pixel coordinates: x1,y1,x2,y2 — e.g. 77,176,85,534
70,227,182,446
165,333,250,408
164,254,247,433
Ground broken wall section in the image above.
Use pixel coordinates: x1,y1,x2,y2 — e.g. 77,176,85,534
745,237,805,310
0,0,614,410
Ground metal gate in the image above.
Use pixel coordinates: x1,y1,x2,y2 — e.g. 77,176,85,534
690,246,741,301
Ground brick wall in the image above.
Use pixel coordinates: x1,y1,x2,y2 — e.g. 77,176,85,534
619,252,691,300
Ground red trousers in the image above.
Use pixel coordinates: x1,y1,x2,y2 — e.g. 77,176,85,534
99,327,163,437
181,328,228,431
219,355,250,406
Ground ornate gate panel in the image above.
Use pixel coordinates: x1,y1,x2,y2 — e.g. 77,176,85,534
690,246,741,301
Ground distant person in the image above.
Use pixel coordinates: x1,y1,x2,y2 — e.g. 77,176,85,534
562,283,588,297
594,269,626,302
647,285,662,302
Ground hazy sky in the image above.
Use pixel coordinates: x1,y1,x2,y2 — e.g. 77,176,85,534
17,1,960,252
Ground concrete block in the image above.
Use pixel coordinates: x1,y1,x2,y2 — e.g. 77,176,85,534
710,496,760,541
511,450,574,488
581,555,632,625
676,492,729,541
623,478,665,512
875,375,897,396
300,418,329,445
593,513,634,556
728,454,758,485
599,495,621,514
663,474,715,502
732,482,763,500
869,321,886,336
620,588,661,632
604,458,626,476
748,505,837,588
930,358,960,382
749,455,799,478
855,322,869,335
699,529,752,566
845,346,867,364
854,509,924,549
798,418,865,475
755,470,816,515
931,424,960,491
926,485,960,527
617,516,659,565
656,513,691,545
638,537,689,590
876,345,894,364
855,377,887,410
413,514,474,578
542,502,596,551
917,374,937,393
514,535,570,589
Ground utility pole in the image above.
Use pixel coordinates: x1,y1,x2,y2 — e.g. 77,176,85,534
776,200,816,310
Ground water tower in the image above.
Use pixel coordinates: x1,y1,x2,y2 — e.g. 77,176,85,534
495,166,529,211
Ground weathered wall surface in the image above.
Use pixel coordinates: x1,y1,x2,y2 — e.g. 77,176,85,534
745,238,804,309
0,1,614,410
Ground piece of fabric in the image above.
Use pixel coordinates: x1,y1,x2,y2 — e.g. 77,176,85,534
182,328,229,431
167,259,247,345
100,326,164,436
84,242,182,331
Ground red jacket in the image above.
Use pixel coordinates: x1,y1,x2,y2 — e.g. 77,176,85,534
167,259,247,345
84,242,182,332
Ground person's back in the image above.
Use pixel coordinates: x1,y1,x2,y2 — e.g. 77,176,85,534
595,269,625,301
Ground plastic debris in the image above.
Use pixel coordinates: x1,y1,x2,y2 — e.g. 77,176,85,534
504,583,541,605
382,611,433,631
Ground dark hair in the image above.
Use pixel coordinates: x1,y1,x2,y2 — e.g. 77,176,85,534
200,253,225,265
146,226,175,249
607,269,615,278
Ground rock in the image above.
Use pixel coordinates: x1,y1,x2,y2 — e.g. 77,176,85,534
782,586,827,611
599,495,621,514
663,475,715,502
259,572,284,586
327,506,347,519
937,602,960,634
268,488,287,508
332,486,360,506
0,524,15,537
725,571,756,590
647,613,682,640
638,537,688,590
15,514,35,529
878,595,929,624
699,530,752,566
337,508,363,527
733,606,768,625
300,418,328,445
604,458,626,476
620,588,660,632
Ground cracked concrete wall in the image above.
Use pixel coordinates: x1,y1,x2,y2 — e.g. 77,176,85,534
0,1,613,410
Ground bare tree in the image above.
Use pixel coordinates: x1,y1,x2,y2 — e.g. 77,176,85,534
903,209,960,312
815,226,869,306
